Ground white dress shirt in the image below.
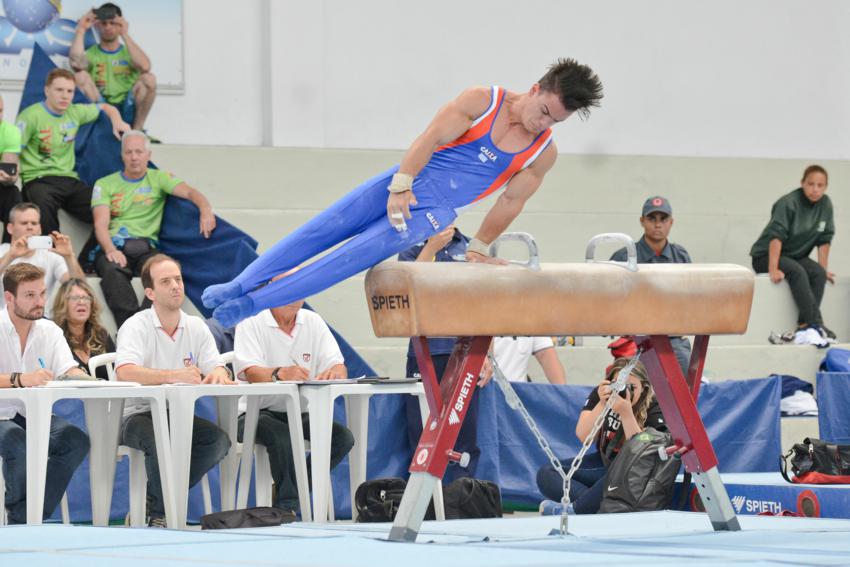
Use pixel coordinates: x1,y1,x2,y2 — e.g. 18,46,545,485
0,307,78,419
234,308,344,412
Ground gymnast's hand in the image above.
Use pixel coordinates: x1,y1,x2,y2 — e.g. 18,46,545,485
465,250,508,265
387,190,417,231
769,268,785,284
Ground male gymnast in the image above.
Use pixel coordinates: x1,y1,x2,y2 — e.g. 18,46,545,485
204,58,603,327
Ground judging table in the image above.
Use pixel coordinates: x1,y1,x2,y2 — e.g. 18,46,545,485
296,380,444,523
0,384,175,526
4,379,438,527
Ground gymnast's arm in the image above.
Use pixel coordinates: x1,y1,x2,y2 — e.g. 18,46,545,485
387,88,492,222
466,143,557,263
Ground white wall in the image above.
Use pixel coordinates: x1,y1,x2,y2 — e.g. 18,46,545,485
4,0,849,158
271,0,850,159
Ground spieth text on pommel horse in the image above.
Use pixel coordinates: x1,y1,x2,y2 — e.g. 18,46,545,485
370,294,410,310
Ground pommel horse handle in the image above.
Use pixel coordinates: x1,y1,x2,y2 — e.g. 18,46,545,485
586,232,638,272
490,232,540,271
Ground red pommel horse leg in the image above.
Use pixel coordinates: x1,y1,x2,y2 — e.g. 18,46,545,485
388,336,491,542
636,334,740,532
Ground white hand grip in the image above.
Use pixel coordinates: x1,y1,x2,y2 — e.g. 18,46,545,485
585,233,638,272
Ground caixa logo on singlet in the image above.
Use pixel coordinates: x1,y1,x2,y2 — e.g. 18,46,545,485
426,212,440,230
478,146,497,163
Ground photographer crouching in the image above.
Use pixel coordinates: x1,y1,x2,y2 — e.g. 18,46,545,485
536,358,667,514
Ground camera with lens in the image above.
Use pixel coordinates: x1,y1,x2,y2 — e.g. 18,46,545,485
617,383,635,399
94,4,119,21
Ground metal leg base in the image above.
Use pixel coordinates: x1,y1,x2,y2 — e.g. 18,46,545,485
388,472,439,542
693,468,741,531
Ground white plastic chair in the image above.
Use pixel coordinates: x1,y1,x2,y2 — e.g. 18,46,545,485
222,351,332,519
89,352,213,526
0,457,70,525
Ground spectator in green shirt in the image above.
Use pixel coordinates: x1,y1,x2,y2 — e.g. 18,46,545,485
750,165,836,342
17,68,130,236
0,95,22,242
92,130,216,326
69,3,156,133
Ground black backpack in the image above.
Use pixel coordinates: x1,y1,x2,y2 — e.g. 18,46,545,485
355,477,500,522
355,478,437,522
599,427,679,513
443,478,502,519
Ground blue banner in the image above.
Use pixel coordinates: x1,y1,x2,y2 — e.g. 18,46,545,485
817,372,850,444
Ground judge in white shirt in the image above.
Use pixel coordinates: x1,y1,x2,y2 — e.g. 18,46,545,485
493,336,566,384
0,263,90,523
116,254,233,527
234,292,354,520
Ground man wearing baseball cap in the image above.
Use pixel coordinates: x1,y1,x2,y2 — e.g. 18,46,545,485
610,196,693,373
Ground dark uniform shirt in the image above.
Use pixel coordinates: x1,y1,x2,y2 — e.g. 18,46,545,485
610,235,692,264
750,188,834,259
399,229,469,357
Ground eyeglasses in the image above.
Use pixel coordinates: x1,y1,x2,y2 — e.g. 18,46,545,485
68,295,93,304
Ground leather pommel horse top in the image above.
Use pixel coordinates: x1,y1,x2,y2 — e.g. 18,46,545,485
365,262,754,337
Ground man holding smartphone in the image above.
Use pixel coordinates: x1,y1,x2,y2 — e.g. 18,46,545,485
0,203,85,318
70,3,157,134
0,94,21,242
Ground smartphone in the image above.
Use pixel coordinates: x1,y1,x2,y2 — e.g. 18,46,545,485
27,235,53,250
0,162,17,176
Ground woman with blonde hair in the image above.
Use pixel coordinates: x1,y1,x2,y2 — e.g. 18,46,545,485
536,357,666,513
52,278,115,379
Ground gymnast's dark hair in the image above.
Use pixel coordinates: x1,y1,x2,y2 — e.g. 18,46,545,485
538,58,603,120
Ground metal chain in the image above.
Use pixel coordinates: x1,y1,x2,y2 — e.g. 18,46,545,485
488,347,642,535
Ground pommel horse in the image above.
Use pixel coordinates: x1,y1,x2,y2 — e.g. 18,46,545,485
365,234,754,542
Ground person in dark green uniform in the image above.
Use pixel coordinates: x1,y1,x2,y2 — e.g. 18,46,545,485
69,3,156,132
750,165,836,341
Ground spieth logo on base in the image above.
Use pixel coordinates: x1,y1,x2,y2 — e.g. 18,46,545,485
730,495,782,514
449,372,476,425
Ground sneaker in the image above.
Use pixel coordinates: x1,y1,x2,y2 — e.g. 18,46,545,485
817,325,837,342
148,515,167,528
768,331,795,345
279,509,297,524
142,130,161,144
538,499,574,515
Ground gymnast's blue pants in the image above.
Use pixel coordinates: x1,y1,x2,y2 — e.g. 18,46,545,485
233,167,459,313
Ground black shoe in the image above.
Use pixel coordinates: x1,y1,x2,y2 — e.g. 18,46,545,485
818,325,837,341
279,509,297,524
148,515,167,528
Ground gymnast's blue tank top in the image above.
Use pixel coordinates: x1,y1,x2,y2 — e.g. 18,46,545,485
416,86,553,208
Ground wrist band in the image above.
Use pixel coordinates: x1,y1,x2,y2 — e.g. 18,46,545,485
11,372,21,388
387,173,413,194
467,238,491,257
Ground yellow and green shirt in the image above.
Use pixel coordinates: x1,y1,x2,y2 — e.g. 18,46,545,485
16,102,100,183
91,169,183,240
0,121,21,155
86,43,140,105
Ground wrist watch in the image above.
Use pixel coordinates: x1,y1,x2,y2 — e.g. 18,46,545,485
271,367,282,382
